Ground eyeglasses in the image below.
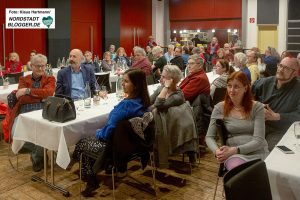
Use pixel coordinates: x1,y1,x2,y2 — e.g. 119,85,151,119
277,64,296,72
33,64,46,69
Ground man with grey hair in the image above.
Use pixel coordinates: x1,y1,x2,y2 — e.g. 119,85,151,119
234,52,251,82
56,49,96,99
179,54,210,102
252,57,300,150
164,44,174,63
7,53,56,172
151,46,167,82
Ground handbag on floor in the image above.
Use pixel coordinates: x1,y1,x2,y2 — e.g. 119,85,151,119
42,94,76,122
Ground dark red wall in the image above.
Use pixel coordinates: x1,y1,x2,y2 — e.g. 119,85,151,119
120,0,152,55
71,0,102,58
169,0,242,30
0,0,46,65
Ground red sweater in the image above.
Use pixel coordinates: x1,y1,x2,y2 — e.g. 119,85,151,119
5,61,23,74
179,70,210,102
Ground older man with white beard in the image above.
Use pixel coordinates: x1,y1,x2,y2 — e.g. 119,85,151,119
252,57,300,150
55,49,96,99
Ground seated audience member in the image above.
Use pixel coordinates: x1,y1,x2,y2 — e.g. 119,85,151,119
223,43,234,62
164,44,175,63
131,47,152,75
212,48,225,65
5,52,23,74
145,45,155,63
83,51,100,73
151,46,167,81
252,57,300,150
229,34,243,54
264,46,280,77
206,71,269,171
146,35,157,48
108,44,116,60
55,49,96,100
182,46,190,66
170,46,185,71
210,59,234,98
246,50,260,84
26,50,37,71
3,54,55,172
114,47,131,67
280,50,292,61
234,52,251,83
100,51,114,72
72,69,150,196
150,65,198,167
179,54,210,103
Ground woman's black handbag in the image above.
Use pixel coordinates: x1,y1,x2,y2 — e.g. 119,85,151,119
42,94,76,122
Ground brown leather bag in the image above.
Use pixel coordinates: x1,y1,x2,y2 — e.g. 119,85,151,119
42,95,76,122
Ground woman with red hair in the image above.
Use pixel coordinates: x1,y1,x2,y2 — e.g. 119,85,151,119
206,71,269,171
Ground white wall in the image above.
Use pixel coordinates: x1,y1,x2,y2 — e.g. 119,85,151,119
245,0,287,53
152,0,165,46
278,0,288,54
245,0,257,49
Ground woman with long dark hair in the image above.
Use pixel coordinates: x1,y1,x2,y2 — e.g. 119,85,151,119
72,69,150,196
206,71,269,171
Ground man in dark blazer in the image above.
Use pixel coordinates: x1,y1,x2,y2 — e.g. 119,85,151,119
55,49,96,99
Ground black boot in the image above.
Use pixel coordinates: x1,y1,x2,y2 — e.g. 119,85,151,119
81,175,100,197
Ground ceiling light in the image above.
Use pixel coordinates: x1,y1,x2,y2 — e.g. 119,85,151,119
212,29,215,33
173,30,177,33
227,29,231,33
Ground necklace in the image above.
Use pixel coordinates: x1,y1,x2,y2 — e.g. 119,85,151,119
233,106,243,111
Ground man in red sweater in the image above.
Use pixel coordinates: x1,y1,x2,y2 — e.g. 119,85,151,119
179,54,210,103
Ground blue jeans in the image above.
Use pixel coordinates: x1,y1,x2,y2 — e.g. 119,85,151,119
12,116,44,164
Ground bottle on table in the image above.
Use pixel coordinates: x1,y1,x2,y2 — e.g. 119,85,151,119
84,82,92,108
116,75,124,101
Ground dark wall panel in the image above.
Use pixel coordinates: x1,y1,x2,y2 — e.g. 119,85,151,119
104,0,120,53
47,0,71,66
257,0,279,25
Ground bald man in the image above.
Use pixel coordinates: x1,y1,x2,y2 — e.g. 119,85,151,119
252,57,300,150
55,49,96,99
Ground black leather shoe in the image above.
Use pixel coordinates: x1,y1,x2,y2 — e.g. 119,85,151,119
81,175,100,197
105,164,116,175
30,156,44,172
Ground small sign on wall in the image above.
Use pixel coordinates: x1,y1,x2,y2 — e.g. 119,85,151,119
249,18,255,23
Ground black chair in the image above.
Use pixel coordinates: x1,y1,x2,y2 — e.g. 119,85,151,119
95,73,111,93
211,87,227,107
223,159,272,200
7,72,24,84
80,119,157,199
212,119,229,200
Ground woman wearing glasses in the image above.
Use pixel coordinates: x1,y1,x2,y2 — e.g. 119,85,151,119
206,71,269,171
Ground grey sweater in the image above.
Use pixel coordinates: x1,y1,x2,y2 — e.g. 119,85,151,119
205,101,269,161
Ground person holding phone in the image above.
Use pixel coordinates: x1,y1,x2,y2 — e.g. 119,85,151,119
206,71,269,171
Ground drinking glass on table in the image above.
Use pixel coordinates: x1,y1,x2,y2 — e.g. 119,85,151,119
294,122,300,148
75,95,84,111
100,86,108,104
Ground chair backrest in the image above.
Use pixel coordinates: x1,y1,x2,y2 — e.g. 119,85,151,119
212,87,227,107
216,119,228,146
7,72,24,84
95,73,111,93
223,159,272,200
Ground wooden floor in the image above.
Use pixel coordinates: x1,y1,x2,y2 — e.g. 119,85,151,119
0,140,224,200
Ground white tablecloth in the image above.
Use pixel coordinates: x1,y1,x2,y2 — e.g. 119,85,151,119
265,122,300,200
206,71,219,84
0,84,18,103
11,84,160,169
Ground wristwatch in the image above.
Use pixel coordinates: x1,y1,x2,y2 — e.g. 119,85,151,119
25,88,31,95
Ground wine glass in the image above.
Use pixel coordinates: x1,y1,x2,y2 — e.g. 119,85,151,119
75,95,84,111
100,86,108,104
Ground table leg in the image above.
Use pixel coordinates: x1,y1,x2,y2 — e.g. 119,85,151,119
31,149,70,197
